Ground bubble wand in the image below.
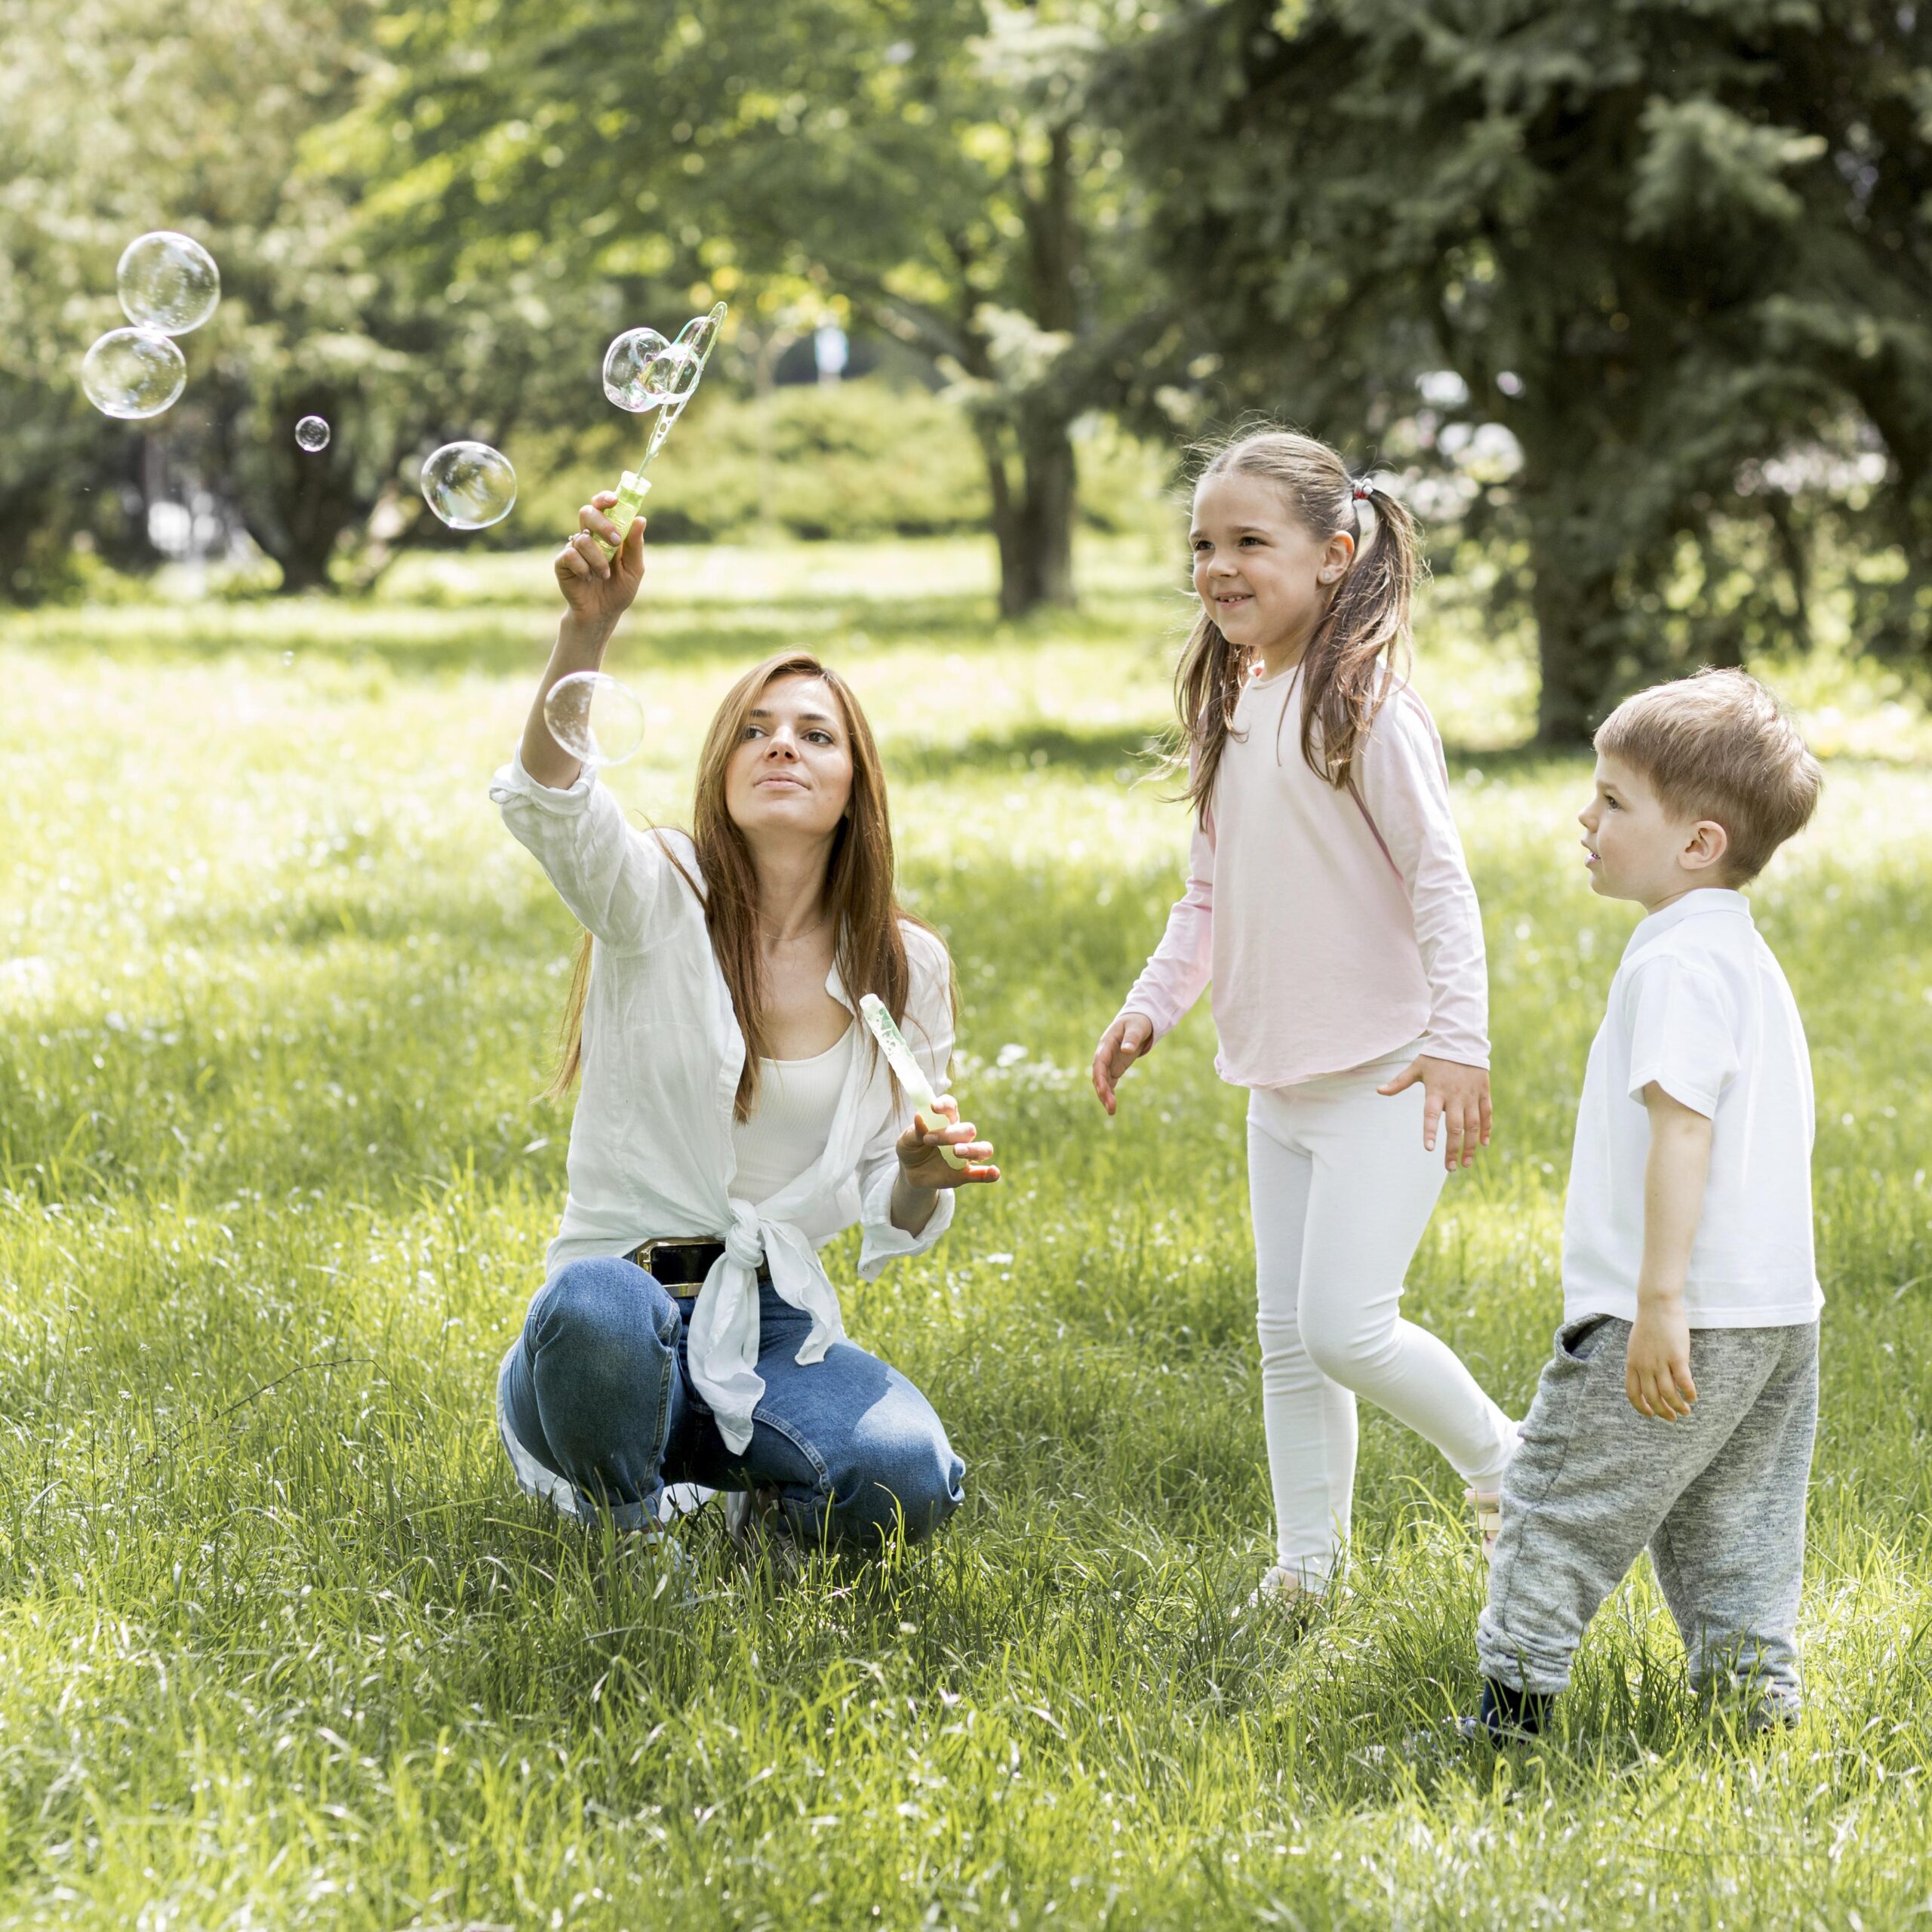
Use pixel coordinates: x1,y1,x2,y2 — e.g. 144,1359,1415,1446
858,995,968,1171
595,301,727,558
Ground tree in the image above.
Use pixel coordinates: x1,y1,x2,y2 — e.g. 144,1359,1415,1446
355,0,1169,616
1110,0,1932,740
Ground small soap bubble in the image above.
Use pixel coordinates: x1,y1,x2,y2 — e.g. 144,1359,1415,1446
601,328,676,412
420,440,517,529
544,670,646,769
294,415,331,452
81,328,187,420
117,231,220,335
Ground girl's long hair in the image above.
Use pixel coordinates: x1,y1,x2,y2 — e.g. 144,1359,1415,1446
1170,427,1423,819
549,651,942,1120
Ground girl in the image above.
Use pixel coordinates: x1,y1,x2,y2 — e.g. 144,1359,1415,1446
492,494,998,1551
1090,429,1515,1601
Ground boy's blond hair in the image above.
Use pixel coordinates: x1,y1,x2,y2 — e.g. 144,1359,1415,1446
1595,668,1821,883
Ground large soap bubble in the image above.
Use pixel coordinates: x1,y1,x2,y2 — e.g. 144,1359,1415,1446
117,231,221,335
420,441,517,529
543,670,646,769
81,328,187,420
295,415,331,452
601,328,680,412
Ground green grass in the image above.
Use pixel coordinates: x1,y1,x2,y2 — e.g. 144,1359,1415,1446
2,533,1930,1929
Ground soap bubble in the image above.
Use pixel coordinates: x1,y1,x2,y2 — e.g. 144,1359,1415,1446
420,441,517,529
673,306,724,368
294,415,330,452
601,328,676,412
117,231,220,335
80,328,187,420
652,343,703,411
544,670,646,769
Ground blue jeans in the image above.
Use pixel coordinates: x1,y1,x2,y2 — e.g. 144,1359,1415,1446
498,1255,965,1549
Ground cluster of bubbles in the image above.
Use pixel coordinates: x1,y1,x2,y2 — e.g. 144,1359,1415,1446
79,233,718,592
543,671,648,770
80,231,220,420
601,328,703,414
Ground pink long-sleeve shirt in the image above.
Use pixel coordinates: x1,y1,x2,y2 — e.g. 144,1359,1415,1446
1121,664,1490,1088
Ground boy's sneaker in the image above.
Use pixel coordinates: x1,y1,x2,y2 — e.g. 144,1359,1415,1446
1456,1677,1552,1743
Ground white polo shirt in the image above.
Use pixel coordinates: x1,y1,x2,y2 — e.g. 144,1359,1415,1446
1562,890,1820,1329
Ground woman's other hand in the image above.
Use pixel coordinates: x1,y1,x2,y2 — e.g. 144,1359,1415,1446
894,1093,999,1190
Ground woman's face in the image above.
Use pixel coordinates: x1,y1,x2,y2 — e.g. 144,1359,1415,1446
724,672,855,844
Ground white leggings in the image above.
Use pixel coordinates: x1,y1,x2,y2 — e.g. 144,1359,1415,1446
1248,1055,1517,1587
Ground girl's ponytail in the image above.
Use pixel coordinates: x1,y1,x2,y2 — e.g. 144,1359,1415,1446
1169,429,1423,815
1302,475,1421,786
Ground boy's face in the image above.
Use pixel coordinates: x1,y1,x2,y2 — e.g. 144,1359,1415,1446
1577,752,1730,912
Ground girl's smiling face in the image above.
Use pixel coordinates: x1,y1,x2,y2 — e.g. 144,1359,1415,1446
1191,472,1355,671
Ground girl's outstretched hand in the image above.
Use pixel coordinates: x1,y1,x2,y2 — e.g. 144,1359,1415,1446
1091,1012,1155,1115
553,493,646,630
1378,1054,1492,1171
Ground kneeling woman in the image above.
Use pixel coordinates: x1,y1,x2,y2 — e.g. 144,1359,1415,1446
491,497,998,1549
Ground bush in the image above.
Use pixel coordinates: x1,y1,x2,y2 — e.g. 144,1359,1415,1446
505,380,1174,549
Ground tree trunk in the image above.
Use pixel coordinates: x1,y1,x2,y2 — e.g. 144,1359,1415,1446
1529,531,1622,745
975,413,1078,618
1020,415,1077,608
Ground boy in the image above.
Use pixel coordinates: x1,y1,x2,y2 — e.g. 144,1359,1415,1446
1472,667,1824,1738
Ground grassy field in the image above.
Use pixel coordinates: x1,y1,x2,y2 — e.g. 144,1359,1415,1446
2,533,1930,1930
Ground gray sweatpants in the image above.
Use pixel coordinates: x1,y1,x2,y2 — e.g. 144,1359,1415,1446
1478,1314,1817,1715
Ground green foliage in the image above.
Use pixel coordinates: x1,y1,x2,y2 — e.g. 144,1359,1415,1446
507,380,1171,546
2,541,1930,1923
1110,0,1932,739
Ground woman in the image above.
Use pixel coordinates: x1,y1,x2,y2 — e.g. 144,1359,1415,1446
491,497,998,1550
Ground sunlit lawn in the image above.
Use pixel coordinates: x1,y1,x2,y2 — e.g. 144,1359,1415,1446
1,534,1930,1928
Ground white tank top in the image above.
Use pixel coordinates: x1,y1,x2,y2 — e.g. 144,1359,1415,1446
728,1023,854,1204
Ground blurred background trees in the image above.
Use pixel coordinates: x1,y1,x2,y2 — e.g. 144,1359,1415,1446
5,0,1930,739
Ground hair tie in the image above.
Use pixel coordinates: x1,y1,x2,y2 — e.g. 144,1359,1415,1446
1352,478,1374,503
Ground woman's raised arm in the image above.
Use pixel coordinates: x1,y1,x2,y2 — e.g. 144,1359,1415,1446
520,494,648,789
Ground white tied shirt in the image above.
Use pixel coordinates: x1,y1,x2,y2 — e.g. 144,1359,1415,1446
1562,889,1820,1330
491,751,955,1453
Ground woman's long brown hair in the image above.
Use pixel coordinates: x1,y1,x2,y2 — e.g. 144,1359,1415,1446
549,651,943,1120
1170,427,1423,819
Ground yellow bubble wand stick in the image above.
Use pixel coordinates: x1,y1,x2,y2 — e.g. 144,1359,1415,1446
595,301,727,558
858,995,968,1171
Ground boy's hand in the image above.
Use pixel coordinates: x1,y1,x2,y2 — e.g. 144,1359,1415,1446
1626,1299,1697,1419
1091,1012,1155,1115
1378,1055,1491,1170
1629,1082,1714,1420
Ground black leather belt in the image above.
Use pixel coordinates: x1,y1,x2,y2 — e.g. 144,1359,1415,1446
626,1238,727,1287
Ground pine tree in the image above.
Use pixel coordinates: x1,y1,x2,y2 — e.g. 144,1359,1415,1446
1112,0,1932,740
